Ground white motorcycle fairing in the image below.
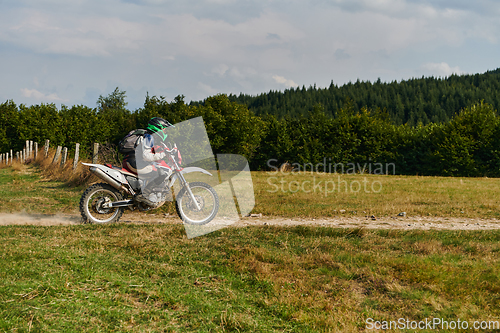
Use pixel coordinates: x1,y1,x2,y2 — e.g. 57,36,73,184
82,163,128,184
167,167,213,188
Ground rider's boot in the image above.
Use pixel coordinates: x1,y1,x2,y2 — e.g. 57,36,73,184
135,168,172,206
134,192,156,207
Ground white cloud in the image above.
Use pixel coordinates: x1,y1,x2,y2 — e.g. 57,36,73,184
212,64,229,76
21,88,66,102
0,0,499,107
198,82,219,96
272,75,298,88
2,10,146,57
420,62,462,77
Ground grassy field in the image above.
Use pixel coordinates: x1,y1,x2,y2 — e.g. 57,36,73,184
0,165,82,215
1,164,500,331
1,224,500,332
2,164,500,219
252,171,500,219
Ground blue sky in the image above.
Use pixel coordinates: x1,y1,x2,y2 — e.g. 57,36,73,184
1,0,499,110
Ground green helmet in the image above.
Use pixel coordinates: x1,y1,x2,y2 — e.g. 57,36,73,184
147,117,173,141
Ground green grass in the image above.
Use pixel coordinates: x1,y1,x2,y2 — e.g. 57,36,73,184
0,167,83,214
252,171,500,218
3,166,500,219
1,224,499,332
1,165,500,331
0,165,182,217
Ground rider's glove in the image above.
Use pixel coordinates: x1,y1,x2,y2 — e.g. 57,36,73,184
153,145,166,154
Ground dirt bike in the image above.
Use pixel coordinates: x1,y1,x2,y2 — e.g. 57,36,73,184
79,143,219,225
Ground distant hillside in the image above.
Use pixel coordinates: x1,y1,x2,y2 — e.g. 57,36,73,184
224,68,500,125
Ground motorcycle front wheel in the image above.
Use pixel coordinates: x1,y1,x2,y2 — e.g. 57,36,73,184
175,182,219,225
79,183,124,224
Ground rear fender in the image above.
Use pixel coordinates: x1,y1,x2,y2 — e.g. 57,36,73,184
82,163,127,184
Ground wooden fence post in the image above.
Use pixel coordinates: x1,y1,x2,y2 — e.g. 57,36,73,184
29,141,33,159
44,140,50,157
22,148,26,163
10,149,12,165
73,143,80,170
16,152,19,161
61,147,68,167
34,142,38,160
52,146,62,164
92,143,99,164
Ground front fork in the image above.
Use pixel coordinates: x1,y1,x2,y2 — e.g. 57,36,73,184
167,152,202,211
175,171,202,211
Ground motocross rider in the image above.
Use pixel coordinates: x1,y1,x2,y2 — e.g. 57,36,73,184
122,117,174,206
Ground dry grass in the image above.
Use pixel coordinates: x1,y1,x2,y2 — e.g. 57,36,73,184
1,155,500,331
252,171,500,218
4,152,500,219
0,158,26,171
0,150,98,215
32,148,98,186
0,224,498,331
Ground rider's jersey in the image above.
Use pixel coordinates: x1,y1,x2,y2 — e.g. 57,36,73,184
122,133,166,173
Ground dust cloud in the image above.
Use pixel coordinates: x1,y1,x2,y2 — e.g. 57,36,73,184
0,213,80,226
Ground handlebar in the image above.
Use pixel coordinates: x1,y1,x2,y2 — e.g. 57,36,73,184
159,142,182,166
159,142,178,155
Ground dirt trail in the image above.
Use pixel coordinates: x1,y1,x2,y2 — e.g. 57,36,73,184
1,211,500,230
234,215,500,231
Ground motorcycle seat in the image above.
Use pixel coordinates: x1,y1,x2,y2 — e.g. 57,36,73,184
105,163,138,177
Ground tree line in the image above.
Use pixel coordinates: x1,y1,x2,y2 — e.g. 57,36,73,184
226,68,500,126
2,79,500,177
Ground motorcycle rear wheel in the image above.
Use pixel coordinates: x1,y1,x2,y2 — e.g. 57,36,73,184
175,182,219,225
80,183,124,224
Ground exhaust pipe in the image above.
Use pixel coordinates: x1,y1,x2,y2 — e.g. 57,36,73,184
89,167,131,194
